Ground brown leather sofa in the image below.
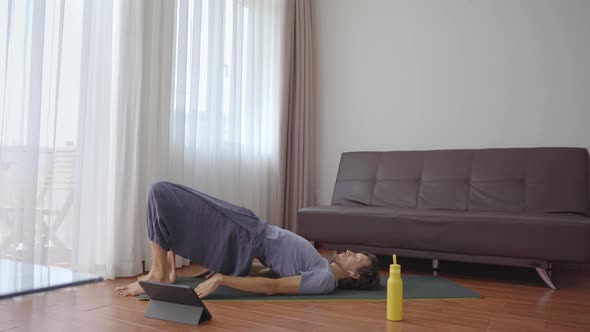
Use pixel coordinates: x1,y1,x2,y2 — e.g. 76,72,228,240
297,147,590,289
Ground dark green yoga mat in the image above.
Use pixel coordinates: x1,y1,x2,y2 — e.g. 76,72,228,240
138,275,481,301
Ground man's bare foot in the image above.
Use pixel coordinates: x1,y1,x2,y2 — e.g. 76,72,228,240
135,266,175,282
115,274,174,296
167,252,177,284
115,280,146,296
133,251,177,283
135,271,176,283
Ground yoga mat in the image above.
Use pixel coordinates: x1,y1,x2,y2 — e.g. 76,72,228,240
138,275,481,301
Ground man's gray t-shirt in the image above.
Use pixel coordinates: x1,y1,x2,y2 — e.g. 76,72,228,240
256,224,337,294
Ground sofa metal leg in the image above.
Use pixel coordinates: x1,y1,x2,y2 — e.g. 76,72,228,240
535,267,556,290
432,259,439,276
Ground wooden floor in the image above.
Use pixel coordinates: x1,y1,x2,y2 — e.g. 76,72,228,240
1,256,589,332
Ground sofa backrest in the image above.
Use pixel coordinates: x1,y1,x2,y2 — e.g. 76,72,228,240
332,147,590,215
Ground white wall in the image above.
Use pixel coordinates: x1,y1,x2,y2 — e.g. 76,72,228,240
313,0,590,204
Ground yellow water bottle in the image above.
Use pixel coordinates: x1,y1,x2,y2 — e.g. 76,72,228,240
387,254,403,321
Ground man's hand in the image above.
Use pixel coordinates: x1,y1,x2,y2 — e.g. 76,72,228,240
195,273,223,298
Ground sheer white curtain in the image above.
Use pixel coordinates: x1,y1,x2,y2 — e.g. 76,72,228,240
0,0,174,278
0,0,287,279
169,0,285,225
74,0,175,278
0,0,88,268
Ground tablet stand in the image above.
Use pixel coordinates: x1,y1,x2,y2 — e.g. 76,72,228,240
145,300,208,325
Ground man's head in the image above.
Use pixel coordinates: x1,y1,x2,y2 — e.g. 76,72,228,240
333,250,380,290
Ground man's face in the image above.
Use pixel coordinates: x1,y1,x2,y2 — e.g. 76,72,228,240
332,250,371,279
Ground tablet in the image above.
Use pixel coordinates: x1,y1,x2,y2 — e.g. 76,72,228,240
139,280,212,324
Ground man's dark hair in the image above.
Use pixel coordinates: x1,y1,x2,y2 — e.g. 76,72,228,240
337,252,380,290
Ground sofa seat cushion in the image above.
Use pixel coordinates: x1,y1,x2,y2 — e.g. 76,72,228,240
297,206,590,263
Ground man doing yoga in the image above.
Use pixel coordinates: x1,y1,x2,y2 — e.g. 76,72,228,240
116,182,380,298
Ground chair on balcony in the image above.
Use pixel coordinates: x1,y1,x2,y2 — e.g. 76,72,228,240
0,147,76,260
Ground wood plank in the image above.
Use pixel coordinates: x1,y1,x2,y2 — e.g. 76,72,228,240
233,301,383,332
205,302,325,331
1,261,588,331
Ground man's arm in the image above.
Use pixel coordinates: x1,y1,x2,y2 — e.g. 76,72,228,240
195,274,301,298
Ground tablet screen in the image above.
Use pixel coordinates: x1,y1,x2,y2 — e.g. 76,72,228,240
139,280,212,320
